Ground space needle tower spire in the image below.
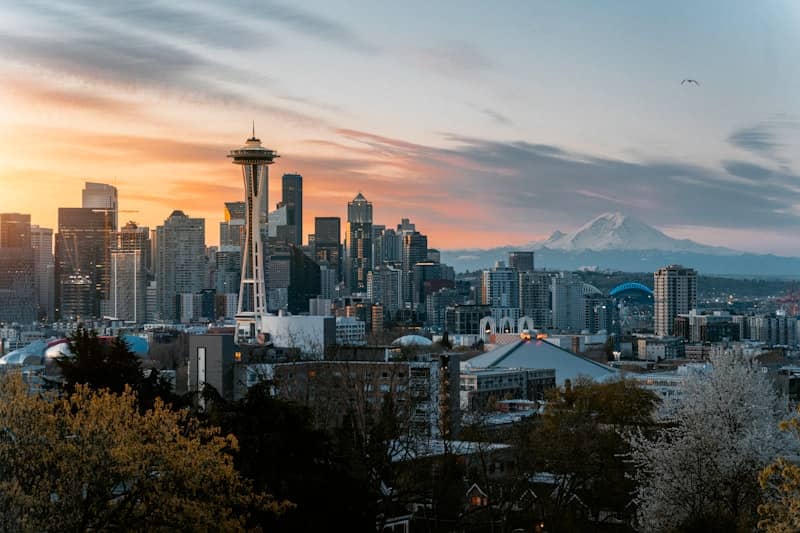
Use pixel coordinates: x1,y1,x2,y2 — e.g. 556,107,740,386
228,126,279,344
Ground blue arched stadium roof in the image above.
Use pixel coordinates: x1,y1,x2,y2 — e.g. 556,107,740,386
609,282,653,297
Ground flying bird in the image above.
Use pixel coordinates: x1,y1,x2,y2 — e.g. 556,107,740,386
681,79,699,86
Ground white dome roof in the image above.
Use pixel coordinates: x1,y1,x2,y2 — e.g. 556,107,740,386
392,335,433,347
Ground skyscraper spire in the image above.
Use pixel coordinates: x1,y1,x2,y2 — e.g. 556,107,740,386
252,120,255,139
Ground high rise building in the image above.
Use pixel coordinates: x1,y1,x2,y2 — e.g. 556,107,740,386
380,228,399,263
55,208,112,320
266,244,320,314
346,193,372,293
0,213,35,324
155,210,205,321
550,272,584,332
508,251,534,273
654,264,697,336
82,182,118,230
314,217,341,280
228,131,278,343
281,173,303,246
519,271,552,329
215,245,241,295
367,264,403,316
220,201,246,248
30,225,54,320
109,222,150,323
481,261,519,309
401,229,427,305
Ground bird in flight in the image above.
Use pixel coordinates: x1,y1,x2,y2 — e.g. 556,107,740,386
681,79,699,86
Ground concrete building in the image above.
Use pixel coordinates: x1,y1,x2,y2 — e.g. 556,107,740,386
187,334,237,401
335,316,366,345
260,314,336,358
481,261,519,309
445,304,492,335
654,265,697,336
636,335,685,361
508,251,534,272
155,210,205,322
519,271,552,329
459,367,555,410
550,272,585,332
270,353,460,438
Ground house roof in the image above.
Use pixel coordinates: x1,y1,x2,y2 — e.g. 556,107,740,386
463,339,617,386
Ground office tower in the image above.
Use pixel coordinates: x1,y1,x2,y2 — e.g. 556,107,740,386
426,287,461,329
347,193,373,293
110,250,144,322
268,204,289,240
372,224,385,267
319,264,337,300
220,201,246,248
381,228,399,263
654,264,697,336
520,271,552,328
109,222,150,323
401,229,427,305
550,272,585,332
82,182,118,230
266,244,320,314
508,251,534,273
367,264,403,316
116,221,151,273
55,208,112,320
314,217,341,279
0,213,35,324
228,131,278,343
281,173,303,246
155,210,205,321
216,245,241,295
481,261,519,309
30,225,54,320
427,249,441,264
396,218,416,261
413,261,450,314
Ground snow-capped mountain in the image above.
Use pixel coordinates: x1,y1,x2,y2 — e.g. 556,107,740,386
537,212,733,255
440,212,800,274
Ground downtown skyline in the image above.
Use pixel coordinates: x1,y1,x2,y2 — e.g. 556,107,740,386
2,1,800,252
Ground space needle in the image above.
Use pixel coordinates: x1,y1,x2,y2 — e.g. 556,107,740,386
228,125,279,344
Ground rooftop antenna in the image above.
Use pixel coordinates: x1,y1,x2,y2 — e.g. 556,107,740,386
252,120,255,139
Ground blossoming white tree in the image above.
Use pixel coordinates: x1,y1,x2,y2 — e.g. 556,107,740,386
628,353,791,532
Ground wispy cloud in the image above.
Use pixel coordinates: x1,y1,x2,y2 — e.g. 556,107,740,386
413,40,495,79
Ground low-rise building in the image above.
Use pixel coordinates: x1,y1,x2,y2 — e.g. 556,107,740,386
459,367,555,411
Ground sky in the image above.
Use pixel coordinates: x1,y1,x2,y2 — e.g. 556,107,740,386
1,0,800,253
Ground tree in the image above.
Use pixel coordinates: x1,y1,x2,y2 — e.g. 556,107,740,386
203,382,378,532
531,378,660,531
629,353,789,532
0,373,288,531
57,326,174,410
758,406,800,532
